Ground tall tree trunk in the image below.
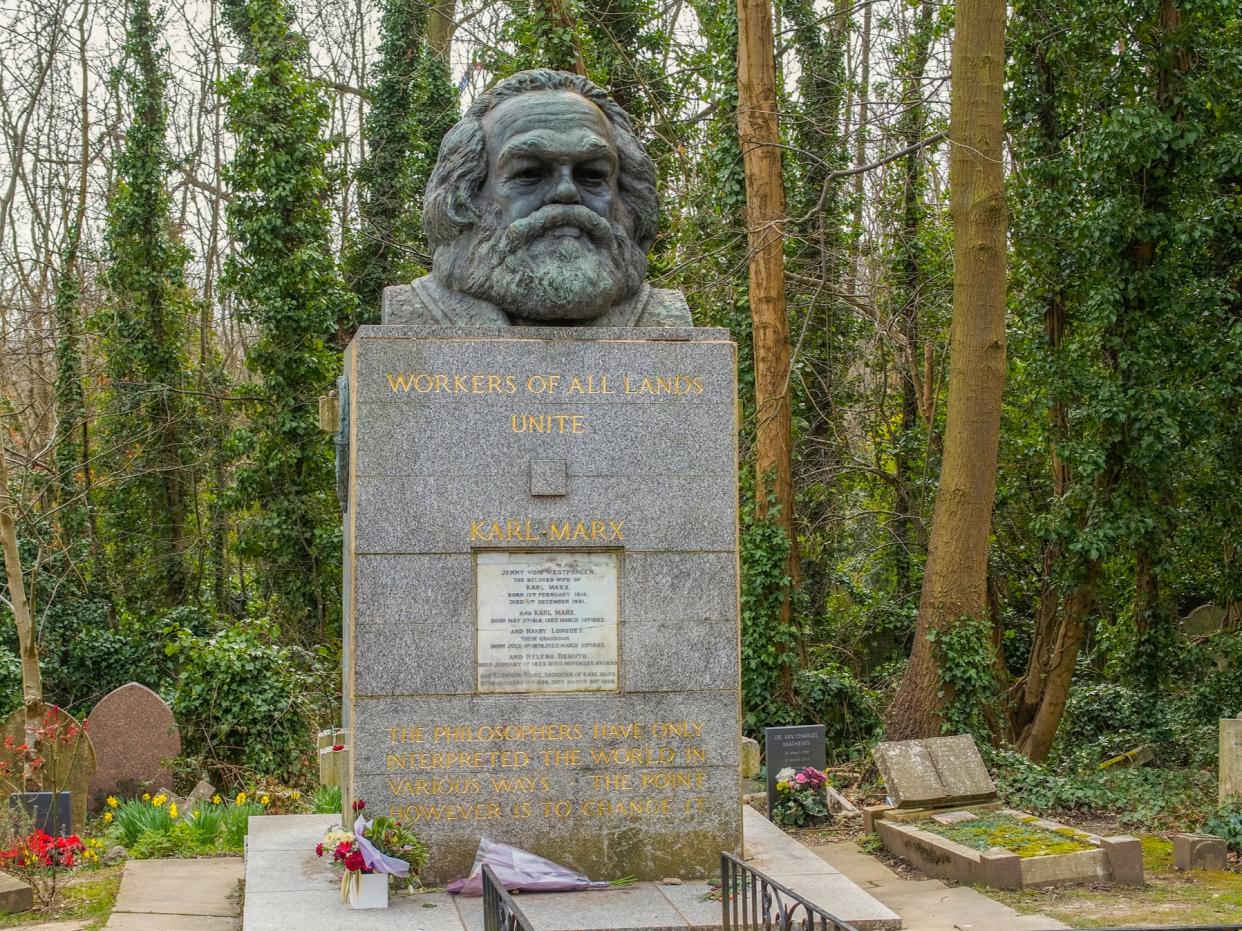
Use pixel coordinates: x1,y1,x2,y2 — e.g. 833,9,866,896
737,0,800,698
885,0,1007,739
0,428,44,790
892,0,935,601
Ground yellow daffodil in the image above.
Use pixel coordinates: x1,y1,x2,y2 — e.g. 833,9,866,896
236,792,247,806
103,811,113,823
142,793,151,802
211,794,222,805
152,794,168,808
106,796,119,809
260,795,270,806
169,802,179,819
290,791,301,801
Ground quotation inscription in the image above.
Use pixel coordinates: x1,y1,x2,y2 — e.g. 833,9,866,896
382,719,711,824
384,370,706,436
476,552,619,693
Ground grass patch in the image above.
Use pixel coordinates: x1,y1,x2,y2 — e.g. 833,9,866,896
0,865,122,928
987,834,1242,928
920,813,1094,858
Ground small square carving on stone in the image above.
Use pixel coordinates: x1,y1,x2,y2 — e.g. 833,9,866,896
530,459,568,497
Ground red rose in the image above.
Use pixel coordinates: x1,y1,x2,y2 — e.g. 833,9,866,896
343,850,365,872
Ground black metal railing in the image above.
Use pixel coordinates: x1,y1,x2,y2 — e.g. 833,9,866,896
720,852,861,931
481,863,535,931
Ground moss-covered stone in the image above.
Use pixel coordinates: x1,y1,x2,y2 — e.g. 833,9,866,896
919,813,1094,859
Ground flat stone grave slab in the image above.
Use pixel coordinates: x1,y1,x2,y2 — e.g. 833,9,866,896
872,734,996,809
241,811,899,930
87,683,180,809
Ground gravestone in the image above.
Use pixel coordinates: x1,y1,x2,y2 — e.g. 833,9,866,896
342,327,740,884
764,725,827,816
1181,603,1227,638
872,734,996,809
86,683,180,808
1220,718,1242,801
0,707,96,832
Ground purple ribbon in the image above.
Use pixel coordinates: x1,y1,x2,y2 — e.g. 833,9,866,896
353,815,411,877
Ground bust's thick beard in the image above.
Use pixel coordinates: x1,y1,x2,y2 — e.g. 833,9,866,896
431,204,647,321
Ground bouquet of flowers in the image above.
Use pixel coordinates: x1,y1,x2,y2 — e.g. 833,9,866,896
315,801,428,902
771,766,831,829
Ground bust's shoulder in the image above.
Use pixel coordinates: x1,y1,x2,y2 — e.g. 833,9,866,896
635,287,693,327
382,277,508,325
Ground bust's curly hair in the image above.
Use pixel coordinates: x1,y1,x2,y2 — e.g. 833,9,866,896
423,70,659,252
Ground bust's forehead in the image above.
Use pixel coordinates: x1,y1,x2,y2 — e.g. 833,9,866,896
483,90,615,154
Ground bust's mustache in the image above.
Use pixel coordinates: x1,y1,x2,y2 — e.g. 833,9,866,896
503,204,614,250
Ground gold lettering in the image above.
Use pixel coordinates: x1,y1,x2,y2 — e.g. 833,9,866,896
385,372,414,392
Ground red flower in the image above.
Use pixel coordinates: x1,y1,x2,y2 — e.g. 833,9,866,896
352,799,365,812
331,744,345,752
315,843,324,857
342,850,366,872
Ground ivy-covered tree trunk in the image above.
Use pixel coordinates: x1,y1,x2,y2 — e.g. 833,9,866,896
100,0,197,612
737,0,800,700
343,0,459,335
891,0,935,602
221,0,355,637
886,0,1007,740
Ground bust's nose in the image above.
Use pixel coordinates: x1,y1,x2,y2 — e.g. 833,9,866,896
549,165,581,205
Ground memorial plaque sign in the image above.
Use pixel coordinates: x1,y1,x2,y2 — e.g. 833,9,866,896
765,724,827,815
476,551,619,693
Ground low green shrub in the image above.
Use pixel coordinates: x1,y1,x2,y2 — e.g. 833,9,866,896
1202,804,1242,851
310,785,342,815
168,620,326,780
222,800,266,850
988,746,1215,830
794,664,882,760
109,797,175,847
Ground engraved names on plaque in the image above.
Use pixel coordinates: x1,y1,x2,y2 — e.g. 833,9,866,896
476,551,619,693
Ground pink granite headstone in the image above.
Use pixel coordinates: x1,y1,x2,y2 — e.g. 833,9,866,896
86,683,180,808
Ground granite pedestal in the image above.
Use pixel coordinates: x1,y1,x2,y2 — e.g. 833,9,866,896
342,326,741,883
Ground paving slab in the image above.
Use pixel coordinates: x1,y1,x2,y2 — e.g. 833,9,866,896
242,812,900,930
243,813,338,852
111,858,242,917
105,916,238,930
814,841,1070,931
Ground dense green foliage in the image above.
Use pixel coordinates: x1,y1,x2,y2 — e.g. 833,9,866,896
168,621,329,779
221,0,353,638
98,0,199,614
0,0,1238,810
343,0,458,330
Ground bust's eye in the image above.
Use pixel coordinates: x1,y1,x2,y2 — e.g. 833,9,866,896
575,165,610,185
512,165,546,182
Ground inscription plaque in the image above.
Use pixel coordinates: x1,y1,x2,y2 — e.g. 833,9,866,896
476,551,619,693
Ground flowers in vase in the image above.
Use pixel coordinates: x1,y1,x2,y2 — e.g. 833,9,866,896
771,766,831,828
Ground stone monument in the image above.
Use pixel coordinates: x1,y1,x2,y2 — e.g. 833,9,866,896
338,69,741,884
